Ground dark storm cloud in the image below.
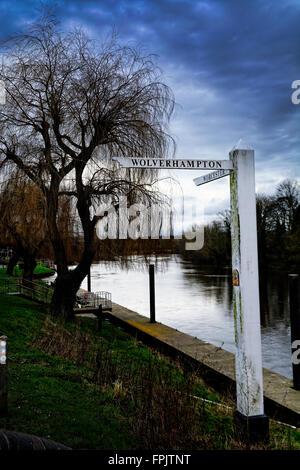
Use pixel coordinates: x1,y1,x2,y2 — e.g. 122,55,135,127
0,0,299,192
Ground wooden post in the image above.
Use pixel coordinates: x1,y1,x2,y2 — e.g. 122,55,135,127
149,264,156,323
0,335,8,416
97,304,103,332
87,267,91,292
230,140,269,443
289,274,300,390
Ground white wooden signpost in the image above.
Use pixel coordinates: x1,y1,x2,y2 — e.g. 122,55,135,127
113,139,269,443
227,140,269,442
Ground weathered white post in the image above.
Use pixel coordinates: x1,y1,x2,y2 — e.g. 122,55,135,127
229,139,269,443
0,335,8,416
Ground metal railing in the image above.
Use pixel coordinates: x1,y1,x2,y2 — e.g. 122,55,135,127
76,291,112,310
0,278,53,304
0,248,10,260
0,278,19,294
0,277,112,311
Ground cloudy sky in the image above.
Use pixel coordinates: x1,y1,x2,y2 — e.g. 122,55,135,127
0,0,299,223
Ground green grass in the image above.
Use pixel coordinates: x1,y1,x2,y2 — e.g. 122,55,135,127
33,264,55,276
0,294,133,449
0,288,299,450
0,264,54,279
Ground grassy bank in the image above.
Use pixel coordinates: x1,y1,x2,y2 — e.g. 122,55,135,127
0,263,55,279
0,288,299,449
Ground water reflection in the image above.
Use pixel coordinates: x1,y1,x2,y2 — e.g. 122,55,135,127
85,255,292,379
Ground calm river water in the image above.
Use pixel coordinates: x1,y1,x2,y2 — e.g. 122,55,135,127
84,255,292,379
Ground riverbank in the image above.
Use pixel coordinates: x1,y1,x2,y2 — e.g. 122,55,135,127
0,293,299,449
0,264,55,279
96,302,300,427
85,257,293,379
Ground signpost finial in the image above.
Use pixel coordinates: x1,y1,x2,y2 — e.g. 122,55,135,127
230,139,254,152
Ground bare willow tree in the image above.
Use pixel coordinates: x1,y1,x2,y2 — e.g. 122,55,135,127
0,14,175,319
0,173,48,283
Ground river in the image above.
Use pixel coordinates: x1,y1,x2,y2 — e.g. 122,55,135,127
84,255,292,380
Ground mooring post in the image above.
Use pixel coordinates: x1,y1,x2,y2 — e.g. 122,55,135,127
87,267,91,292
229,140,269,444
289,274,300,390
97,304,103,332
149,264,156,323
0,335,8,416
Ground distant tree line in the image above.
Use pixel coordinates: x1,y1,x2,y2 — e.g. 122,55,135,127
178,179,300,272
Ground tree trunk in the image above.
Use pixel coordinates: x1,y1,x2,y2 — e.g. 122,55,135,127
50,271,85,321
22,256,37,287
48,169,98,320
6,250,20,275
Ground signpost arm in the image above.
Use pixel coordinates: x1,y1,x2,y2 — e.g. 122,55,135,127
229,139,269,443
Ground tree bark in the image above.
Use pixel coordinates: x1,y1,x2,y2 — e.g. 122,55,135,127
50,270,86,321
22,255,37,286
6,250,20,275
50,163,98,320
